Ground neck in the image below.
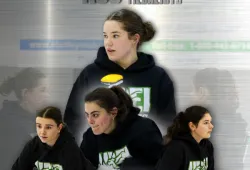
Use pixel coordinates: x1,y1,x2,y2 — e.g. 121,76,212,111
116,50,138,69
47,133,60,147
191,132,202,143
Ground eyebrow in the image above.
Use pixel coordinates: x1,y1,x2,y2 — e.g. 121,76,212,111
85,111,100,115
36,123,54,127
103,31,121,34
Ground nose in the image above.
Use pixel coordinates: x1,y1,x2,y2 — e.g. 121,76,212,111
210,123,214,129
87,116,95,125
40,128,46,135
105,37,113,47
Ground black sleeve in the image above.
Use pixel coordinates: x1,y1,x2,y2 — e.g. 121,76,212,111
11,139,35,170
128,119,164,165
64,69,87,143
63,143,96,170
156,70,177,133
80,129,99,169
156,142,184,170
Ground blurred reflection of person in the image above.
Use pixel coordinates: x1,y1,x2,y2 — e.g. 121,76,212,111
0,67,50,170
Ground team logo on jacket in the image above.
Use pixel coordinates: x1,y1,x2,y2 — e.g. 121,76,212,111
99,146,131,170
34,161,63,170
100,74,151,117
124,87,151,117
188,157,208,170
101,74,123,88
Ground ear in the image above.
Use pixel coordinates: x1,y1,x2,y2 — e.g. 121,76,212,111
21,88,29,99
110,107,118,119
58,123,63,132
188,122,196,132
197,86,209,101
131,33,140,44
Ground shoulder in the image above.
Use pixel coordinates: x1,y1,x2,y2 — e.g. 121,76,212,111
137,116,158,126
166,140,187,149
155,66,173,81
144,64,174,85
162,140,186,155
130,116,161,134
30,136,40,145
58,132,82,154
77,63,97,76
62,139,81,154
85,63,98,70
159,140,186,161
22,136,40,152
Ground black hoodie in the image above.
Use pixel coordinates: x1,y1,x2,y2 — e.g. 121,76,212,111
156,133,214,170
80,107,164,170
64,46,176,141
12,126,95,170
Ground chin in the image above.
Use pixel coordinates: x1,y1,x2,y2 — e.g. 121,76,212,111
107,56,119,62
40,139,47,144
92,129,102,135
203,135,211,139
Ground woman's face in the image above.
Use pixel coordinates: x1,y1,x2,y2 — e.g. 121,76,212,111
85,102,117,135
23,78,50,112
190,113,214,142
36,117,62,146
103,20,137,63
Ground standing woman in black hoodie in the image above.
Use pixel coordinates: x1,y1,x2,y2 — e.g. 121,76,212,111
156,106,214,170
12,106,95,170
64,8,176,143
80,86,163,170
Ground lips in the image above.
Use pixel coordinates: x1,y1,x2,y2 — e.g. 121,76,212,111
40,136,48,140
107,48,115,52
92,126,99,129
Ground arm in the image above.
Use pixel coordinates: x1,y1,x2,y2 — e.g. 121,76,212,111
156,70,177,134
156,142,184,170
64,69,87,142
